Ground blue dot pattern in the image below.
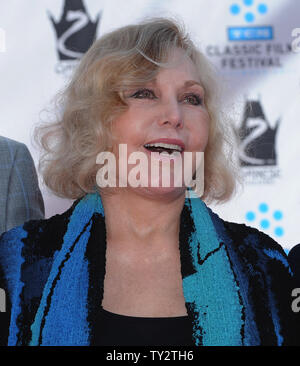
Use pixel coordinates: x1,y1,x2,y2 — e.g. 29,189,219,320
259,203,269,213
230,4,241,15
260,219,270,229
258,3,267,13
274,211,283,220
229,1,268,21
275,227,284,237
246,211,255,221
245,204,284,238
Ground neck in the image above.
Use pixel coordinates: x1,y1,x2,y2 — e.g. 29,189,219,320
99,188,186,250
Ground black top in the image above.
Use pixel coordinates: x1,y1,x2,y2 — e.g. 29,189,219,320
92,307,194,346
288,244,300,286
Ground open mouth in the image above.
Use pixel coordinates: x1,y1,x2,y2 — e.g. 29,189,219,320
143,143,183,155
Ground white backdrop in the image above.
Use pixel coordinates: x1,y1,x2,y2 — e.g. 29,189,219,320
0,0,299,251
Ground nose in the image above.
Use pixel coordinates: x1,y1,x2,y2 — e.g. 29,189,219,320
157,98,183,129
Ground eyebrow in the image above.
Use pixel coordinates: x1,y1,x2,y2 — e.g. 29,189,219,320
183,80,203,88
147,79,203,89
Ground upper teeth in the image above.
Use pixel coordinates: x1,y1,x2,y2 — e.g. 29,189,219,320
144,143,183,152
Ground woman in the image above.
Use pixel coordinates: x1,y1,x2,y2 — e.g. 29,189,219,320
0,17,298,346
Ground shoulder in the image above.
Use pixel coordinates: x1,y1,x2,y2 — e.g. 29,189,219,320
0,201,76,262
213,214,291,272
0,136,28,155
0,200,82,311
287,244,300,285
0,201,78,302
0,136,33,168
221,217,287,254
288,244,300,263
206,211,299,345
224,219,285,250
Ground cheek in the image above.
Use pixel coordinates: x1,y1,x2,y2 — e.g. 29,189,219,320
112,113,135,141
111,112,147,152
190,118,210,151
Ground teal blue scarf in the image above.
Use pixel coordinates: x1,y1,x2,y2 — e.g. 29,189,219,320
3,188,291,345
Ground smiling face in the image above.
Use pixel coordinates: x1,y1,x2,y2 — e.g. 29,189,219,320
108,47,210,199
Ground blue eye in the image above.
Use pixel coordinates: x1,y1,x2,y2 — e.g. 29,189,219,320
131,88,156,99
130,89,203,106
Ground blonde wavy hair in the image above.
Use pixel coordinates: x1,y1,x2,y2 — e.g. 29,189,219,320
34,16,242,204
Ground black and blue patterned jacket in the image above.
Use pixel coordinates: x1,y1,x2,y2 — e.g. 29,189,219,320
0,192,299,346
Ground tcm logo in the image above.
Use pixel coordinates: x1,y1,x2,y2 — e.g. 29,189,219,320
228,1,273,41
0,27,5,53
291,28,300,53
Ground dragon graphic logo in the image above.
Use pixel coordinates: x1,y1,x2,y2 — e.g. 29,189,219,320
48,0,101,75
236,100,280,167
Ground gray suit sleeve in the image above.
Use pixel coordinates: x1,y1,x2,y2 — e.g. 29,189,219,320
5,143,45,231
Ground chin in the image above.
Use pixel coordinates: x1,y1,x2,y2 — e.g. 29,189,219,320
133,185,186,199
